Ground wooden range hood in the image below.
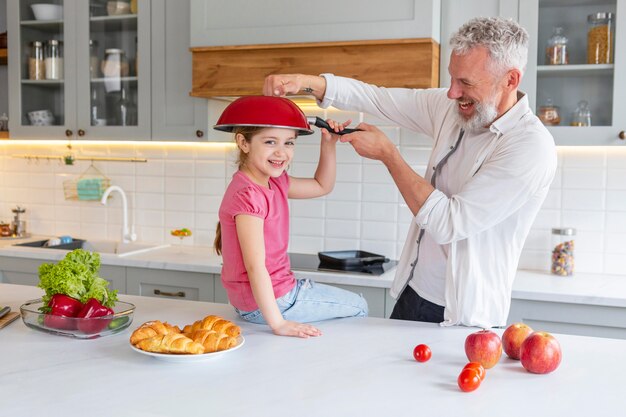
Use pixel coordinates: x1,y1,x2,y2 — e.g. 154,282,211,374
191,38,439,98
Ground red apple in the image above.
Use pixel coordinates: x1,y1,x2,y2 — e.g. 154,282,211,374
464,330,502,369
520,331,562,374
502,322,534,360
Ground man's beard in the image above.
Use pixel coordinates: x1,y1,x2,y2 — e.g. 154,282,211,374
454,97,499,132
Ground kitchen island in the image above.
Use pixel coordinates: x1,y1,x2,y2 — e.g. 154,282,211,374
0,283,623,417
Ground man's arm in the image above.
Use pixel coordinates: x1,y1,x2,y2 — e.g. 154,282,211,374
264,74,327,100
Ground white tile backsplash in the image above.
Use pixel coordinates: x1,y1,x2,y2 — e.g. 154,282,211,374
2,116,626,274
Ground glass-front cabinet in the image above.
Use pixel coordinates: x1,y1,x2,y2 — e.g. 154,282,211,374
520,0,626,145
8,0,150,140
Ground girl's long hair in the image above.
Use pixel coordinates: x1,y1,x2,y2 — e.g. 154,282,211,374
213,126,267,255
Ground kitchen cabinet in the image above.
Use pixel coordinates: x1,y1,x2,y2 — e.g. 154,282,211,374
190,0,441,47
508,298,626,339
7,0,151,140
0,255,126,293
519,0,626,145
126,267,217,302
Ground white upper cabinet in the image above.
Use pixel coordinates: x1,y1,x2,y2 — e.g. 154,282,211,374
190,0,441,47
520,0,626,145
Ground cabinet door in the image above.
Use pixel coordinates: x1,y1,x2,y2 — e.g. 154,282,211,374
519,0,626,145
439,0,519,88
74,0,151,140
8,0,78,139
100,264,126,294
331,284,386,318
126,267,214,302
150,0,208,141
190,0,441,47
0,256,48,286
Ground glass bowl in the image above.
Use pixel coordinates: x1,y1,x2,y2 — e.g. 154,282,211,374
20,299,135,339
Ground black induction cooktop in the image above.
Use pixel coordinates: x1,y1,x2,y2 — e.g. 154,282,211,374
288,253,397,276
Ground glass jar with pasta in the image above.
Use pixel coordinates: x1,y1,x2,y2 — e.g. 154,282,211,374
587,12,614,64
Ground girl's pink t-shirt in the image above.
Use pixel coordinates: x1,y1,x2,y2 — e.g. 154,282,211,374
218,170,296,311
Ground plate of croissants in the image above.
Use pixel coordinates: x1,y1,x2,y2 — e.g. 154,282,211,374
129,314,244,362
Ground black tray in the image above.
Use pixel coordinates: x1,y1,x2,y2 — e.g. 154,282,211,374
14,239,85,251
318,250,389,269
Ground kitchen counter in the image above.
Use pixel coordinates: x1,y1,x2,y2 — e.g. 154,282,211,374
0,283,623,417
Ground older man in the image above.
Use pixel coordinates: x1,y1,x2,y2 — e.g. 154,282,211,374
264,17,557,328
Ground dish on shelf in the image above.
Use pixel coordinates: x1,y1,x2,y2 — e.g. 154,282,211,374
107,1,131,16
20,299,135,339
130,335,245,362
30,4,63,21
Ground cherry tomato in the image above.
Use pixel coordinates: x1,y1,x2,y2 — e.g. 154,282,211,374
458,368,482,392
412,344,432,362
463,362,486,381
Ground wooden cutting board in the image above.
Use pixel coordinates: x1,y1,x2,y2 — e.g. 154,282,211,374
0,312,20,329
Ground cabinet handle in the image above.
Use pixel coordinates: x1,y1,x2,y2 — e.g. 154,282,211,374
65,129,73,137
619,131,625,140
196,130,204,138
78,129,85,137
153,289,186,298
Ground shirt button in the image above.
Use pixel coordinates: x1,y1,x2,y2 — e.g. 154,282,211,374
432,167,436,170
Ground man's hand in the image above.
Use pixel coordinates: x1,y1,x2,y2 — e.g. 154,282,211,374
264,74,327,100
339,122,397,164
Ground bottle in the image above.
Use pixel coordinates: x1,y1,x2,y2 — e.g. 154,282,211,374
45,40,63,80
551,228,575,276
587,12,614,64
0,113,8,131
115,87,137,126
28,41,45,80
538,98,561,126
570,100,591,127
90,85,106,126
545,27,569,65
89,39,100,78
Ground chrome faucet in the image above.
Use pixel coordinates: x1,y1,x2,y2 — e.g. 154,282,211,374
100,185,137,243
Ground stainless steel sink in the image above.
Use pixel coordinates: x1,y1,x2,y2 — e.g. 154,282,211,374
81,240,169,257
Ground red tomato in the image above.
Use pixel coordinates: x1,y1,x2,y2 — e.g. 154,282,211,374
463,362,486,381
412,344,432,362
458,368,482,392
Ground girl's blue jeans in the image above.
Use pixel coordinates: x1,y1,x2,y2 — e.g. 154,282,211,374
234,279,368,324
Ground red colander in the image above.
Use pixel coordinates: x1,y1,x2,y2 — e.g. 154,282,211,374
213,96,314,135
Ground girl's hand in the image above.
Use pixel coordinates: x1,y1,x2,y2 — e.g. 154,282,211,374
321,119,352,144
271,320,322,338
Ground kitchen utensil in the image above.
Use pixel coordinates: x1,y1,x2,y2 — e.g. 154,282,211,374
318,250,389,268
20,299,135,339
213,96,314,135
30,4,63,21
130,335,245,362
307,116,361,135
0,311,19,330
11,206,27,237
0,306,10,319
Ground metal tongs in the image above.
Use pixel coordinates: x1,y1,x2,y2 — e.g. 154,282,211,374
307,116,361,135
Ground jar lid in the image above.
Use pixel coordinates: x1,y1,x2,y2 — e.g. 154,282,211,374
31,41,43,47
48,40,60,45
105,48,124,54
588,12,613,23
552,227,576,236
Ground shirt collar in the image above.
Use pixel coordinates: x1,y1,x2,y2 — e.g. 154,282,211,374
489,91,529,136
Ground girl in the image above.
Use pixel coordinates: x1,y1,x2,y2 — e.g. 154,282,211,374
214,96,368,338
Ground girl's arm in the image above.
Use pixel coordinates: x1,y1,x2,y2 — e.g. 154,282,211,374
235,214,322,338
288,120,350,199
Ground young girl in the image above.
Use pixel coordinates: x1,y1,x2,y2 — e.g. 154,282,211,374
214,96,368,338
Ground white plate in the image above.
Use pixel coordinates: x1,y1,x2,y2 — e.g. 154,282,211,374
130,335,245,362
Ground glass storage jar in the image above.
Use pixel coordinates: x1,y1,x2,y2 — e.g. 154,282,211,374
587,12,614,64
545,27,569,65
551,228,575,276
28,41,45,80
538,98,561,126
44,39,63,80
570,100,591,126
101,48,129,79
89,39,100,78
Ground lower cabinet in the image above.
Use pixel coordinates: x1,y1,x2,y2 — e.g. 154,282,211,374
508,298,626,340
126,268,219,302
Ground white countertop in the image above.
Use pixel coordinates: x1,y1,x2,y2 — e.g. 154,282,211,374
1,236,625,306
0,283,623,417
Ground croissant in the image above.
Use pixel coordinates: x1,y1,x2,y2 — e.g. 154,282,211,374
135,333,204,355
130,320,181,346
182,315,241,337
189,329,238,353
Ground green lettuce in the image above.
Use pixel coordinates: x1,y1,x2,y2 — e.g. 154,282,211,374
38,249,118,308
